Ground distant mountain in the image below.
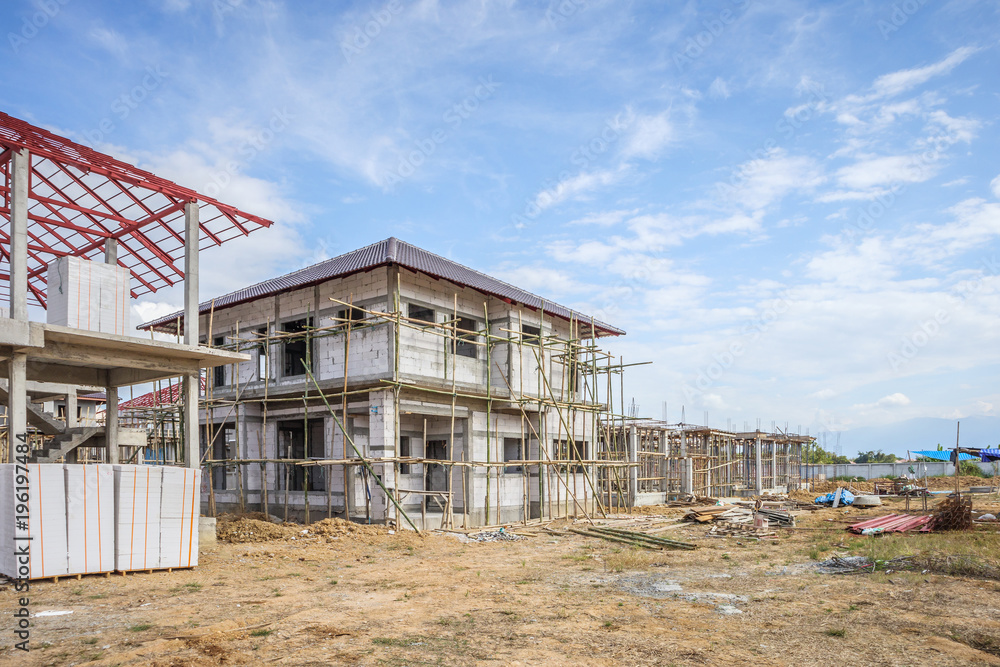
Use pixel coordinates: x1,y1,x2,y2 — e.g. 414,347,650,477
830,416,1000,460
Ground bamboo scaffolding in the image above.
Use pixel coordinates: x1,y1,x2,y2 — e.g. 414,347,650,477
111,284,801,533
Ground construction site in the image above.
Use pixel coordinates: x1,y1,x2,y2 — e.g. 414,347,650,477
3,113,1000,667
99,235,812,532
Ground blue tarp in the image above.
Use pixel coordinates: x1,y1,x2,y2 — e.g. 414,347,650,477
911,450,977,461
815,489,855,506
981,448,1000,462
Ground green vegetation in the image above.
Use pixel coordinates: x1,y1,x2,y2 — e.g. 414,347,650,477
854,450,897,463
802,441,850,465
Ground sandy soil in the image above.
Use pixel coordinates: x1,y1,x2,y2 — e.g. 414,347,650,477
4,496,1000,667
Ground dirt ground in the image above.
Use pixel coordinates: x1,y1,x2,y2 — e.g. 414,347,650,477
5,494,1000,667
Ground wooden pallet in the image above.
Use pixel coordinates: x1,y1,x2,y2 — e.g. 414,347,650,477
24,571,114,583
116,566,196,576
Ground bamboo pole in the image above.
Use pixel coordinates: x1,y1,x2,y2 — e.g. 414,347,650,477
302,363,420,532
342,295,354,520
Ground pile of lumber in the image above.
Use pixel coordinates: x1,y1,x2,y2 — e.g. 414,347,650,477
756,508,795,527
666,495,719,507
709,522,777,538
684,505,755,524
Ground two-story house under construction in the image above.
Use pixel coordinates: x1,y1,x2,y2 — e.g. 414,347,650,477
139,238,627,529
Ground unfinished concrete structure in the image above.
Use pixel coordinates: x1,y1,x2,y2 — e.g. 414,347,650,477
601,420,809,503
0,112,267,466
139,238,631,529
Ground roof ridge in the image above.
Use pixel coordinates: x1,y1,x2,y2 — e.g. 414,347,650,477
196,238,390,306
393,239,576,316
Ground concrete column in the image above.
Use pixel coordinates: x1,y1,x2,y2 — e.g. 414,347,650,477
682,458,694,495
9,148,29,321
367,389,395,523
7,148,29,464
7,353,27,463
627,425,638,506
771,438,777,488
183,202,201,468
103,237,119,463
65,390,78,428
754,434,763,494
105,387,119,464
104,237,118,264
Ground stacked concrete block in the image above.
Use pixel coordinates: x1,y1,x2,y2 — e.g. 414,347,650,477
66,464,115,575
0,464,70,579
113,465,163,572
159,466,201,569
46,256,131,335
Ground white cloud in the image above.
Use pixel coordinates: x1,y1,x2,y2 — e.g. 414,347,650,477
870,46,978,99
718,148,825,212
567,209,639,226
534,167,627,210
834,154,934,191
88,27,129,61
877,393,911,408
161,0,192,11
492,266,584,296
708,77,730,100
991,174,1000,199
620,112,675,161
899,198,1000,263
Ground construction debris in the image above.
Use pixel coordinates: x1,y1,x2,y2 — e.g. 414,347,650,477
932,493,973,531
847,514,933,534
468,528,523,543
709,522,776,538
569,526,697,551
683,505,739,523
755,508,795,527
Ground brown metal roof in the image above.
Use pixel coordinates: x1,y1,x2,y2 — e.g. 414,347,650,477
139,237,625,337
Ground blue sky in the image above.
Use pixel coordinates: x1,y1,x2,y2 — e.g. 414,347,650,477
4,0,1000,445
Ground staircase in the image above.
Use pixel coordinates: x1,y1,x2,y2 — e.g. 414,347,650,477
0,386,67,435
31,427,103,463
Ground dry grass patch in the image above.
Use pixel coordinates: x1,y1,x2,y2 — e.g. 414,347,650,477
604,547,664,572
